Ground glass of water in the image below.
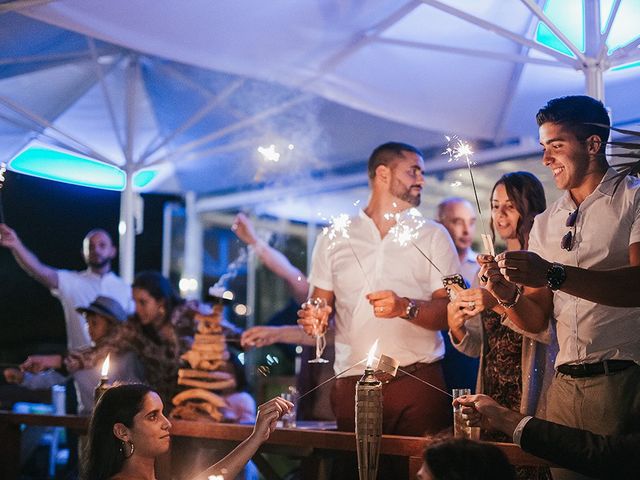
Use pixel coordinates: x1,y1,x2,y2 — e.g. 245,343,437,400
452,388,479,440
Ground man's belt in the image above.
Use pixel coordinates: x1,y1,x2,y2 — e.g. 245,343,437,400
557,359,636,378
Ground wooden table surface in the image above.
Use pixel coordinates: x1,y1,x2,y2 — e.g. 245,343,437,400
0,411,551,479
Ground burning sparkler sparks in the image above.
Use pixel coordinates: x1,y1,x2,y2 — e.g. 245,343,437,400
443,136,495,257
384,205,443,275
321,212,352,250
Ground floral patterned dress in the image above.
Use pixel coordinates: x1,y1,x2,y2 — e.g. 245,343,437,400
482,309,551,480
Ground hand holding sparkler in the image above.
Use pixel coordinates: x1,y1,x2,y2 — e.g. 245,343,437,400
477,254,520,306
366,290,407,318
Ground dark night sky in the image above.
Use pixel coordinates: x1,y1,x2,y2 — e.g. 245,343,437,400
0,170,177,363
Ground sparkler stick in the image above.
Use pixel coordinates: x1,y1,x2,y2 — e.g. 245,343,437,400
297,358,367,402
444,137,495,257
378,354,454,398
386,207,443,274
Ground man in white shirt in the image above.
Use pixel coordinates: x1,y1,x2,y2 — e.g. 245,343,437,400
479,96,640,480
299,142,460,438
437,197,479,285
0,224,132,350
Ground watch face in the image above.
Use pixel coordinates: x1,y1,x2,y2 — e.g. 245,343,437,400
547,263,566,290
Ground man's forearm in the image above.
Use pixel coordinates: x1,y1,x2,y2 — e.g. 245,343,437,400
11,243,58,289
560,265,640,307
411,297,449,330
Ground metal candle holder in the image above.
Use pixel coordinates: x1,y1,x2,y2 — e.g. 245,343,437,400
355,366,382,480
94,376,109,404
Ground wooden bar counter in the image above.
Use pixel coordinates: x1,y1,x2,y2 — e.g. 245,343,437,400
0,411,550,479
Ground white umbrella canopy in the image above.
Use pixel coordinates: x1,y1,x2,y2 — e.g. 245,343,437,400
1,0,639,279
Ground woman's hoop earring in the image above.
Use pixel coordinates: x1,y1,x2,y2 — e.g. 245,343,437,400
121,440,135,459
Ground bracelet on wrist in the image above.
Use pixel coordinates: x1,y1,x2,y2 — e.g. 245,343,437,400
498,285,523,309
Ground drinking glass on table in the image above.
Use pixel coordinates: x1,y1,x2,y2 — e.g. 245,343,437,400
280,387,298,428
303,297,329,364
452,388,480,440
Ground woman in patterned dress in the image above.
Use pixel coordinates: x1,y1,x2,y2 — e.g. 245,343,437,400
447,172,556,478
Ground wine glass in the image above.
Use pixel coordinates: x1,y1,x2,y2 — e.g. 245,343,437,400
304,297,329,363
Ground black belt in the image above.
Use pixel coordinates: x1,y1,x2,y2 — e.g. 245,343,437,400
557,360,636,378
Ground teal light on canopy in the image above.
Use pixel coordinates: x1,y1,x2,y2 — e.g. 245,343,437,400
133,169,158,188
535,0,640,62
535,0,584,58
10,147,126,191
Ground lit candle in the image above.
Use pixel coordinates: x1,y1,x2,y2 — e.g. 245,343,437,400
355,340,382,480
94,353,110,403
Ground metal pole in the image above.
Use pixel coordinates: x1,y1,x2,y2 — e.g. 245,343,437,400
119,171,135,285
584,0,605,102
182,191,203,299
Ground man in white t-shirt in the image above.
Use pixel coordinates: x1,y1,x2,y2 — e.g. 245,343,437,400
0,225,131,350
299,142,460,438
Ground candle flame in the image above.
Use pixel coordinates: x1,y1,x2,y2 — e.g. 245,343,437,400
366,340,379,369
101,354,110,377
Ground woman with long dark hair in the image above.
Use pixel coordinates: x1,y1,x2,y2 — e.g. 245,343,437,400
84,383,291,480
446,172,556,479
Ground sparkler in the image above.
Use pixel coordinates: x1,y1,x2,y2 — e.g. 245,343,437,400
443,136,495,256
385,206,443,275
320,212,373,290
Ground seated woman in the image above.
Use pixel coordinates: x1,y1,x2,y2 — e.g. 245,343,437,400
7,296,144,415
84,383,292,480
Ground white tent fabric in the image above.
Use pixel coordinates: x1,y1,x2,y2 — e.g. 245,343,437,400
1,0,639,280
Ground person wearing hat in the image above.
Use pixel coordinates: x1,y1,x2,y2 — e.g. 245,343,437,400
6,296,145,415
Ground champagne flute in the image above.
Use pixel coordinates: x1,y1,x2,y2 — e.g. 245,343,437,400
304,297,329,364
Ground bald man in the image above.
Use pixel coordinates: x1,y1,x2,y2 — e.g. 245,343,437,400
437,197,479,285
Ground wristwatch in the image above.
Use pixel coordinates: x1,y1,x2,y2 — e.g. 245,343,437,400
402,298,419,320
546,262,567,290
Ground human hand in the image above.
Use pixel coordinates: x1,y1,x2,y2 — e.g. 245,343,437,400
241,326,282,349
477,255,520,305
366,290,407,318
20,354,62,373
297,299,331,336
231,213,258,246
496,251,551,288
453,393,521,436
252,396,294,441
3,368,24,384
0,224,21,250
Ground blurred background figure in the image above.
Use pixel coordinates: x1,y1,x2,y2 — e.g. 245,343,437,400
436,197,480,392
12,295,144,416
0,224,131,351
233,213,335,421
437,197,478,285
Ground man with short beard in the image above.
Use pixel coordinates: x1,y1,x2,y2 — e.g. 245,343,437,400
299,142,460,438
0,224,131,350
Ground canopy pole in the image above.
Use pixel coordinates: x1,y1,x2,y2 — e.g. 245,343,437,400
119,171,136,285
584,0,605,102
182,191,203,299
